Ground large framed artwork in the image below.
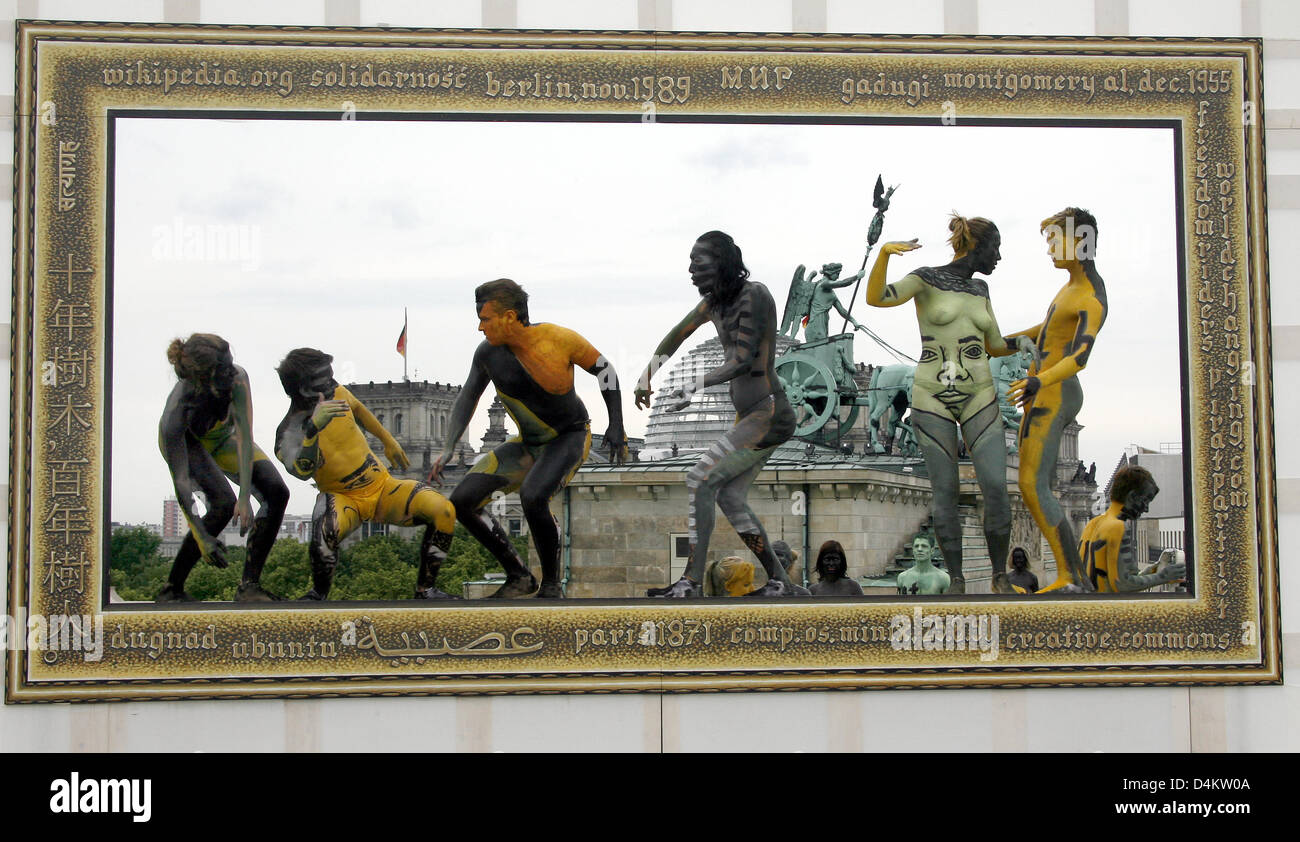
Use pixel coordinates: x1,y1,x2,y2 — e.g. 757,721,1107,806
6,22,1279,700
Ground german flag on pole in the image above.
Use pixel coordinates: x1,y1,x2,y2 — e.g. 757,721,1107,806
396,309,408,358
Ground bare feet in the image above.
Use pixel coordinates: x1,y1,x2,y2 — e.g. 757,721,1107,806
646,577,700,598
235,582,279,602
744,580,808,598
535,581,564,599
487,573,539,599
156,584,192,603
414,586,461,600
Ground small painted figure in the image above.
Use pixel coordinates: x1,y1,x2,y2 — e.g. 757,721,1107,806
1079,465,1186,592
867,214,1020,593
809,540,864,596
896,533,951,595
772,540,801,586
1006,546,1039,594
704,556,759,597
637,231,808,598
157,334,289,602
1004,208,1106,592
430,279,628,599
274,348,457,600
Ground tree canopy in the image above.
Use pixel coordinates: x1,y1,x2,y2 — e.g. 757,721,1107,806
110,523,522,601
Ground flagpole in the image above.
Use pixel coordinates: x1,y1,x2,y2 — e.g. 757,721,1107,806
403,307,408,381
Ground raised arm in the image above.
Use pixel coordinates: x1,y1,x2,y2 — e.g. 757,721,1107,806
866,240,925,308
823,269,863,290
635,300,710,410
343,386,409,471
429,351,491,484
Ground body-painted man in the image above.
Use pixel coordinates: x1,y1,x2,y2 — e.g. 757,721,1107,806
636,231,808,598
431,279,627,599
158,334,288,602
1080,465,1186,592
896,533,950,595
274,348,457,600
1004,208,1106,592
867,215,1025,593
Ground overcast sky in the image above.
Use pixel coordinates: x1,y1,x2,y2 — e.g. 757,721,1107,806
112,116,1179,523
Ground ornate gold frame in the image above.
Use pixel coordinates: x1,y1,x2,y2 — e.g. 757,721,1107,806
7,22,1279,701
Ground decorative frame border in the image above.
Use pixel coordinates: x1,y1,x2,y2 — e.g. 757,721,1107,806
6,21,1279,701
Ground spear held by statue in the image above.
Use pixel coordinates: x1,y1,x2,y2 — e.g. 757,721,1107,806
840,174,898,335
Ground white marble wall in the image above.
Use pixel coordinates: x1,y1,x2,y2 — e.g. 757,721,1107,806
2,0,1297,752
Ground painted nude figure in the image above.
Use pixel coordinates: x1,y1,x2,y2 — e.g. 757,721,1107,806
636,231,807,598
809,540,863,596
157,334,288,602
704,556,759,597
275,348,457,600
867,215,1024,593
896,533,950,595
1006,547,1040,593
1080,465,1186,592
431,279,627,599
1004,208,1106,592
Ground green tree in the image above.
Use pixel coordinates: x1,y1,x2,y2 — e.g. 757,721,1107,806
260,538,311,599
185,546,245,600
332,536,416,600
110,525,161,575
109,526,169,601
434,523,517,596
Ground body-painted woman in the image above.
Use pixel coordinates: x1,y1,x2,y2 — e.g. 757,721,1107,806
157,334,288,601
867,215,1025,593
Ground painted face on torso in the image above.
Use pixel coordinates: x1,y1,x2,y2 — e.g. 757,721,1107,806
912,536,934,564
